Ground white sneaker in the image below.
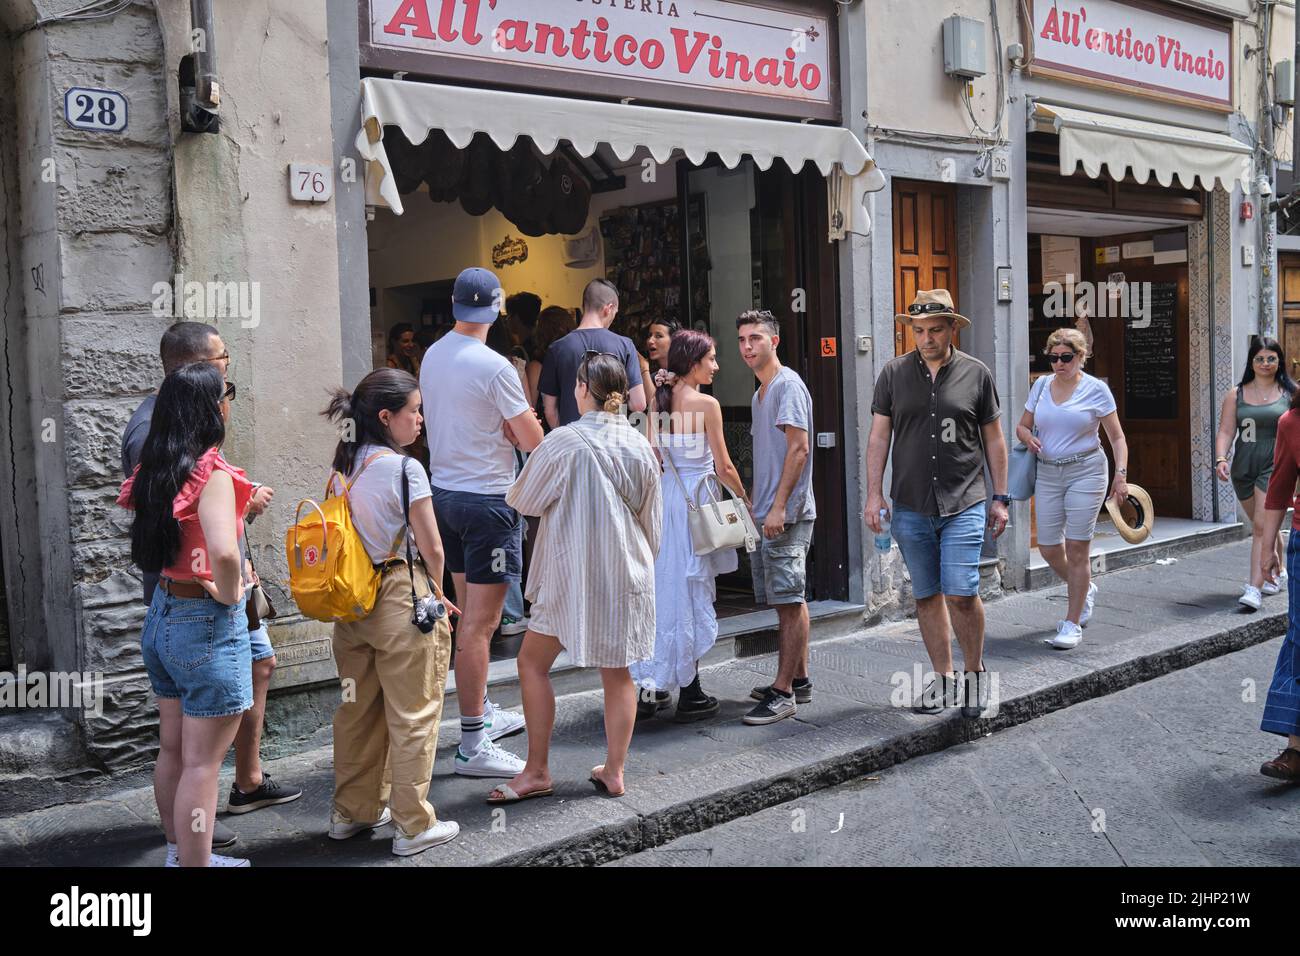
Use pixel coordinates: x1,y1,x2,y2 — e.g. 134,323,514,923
328,806,392,840
453,738,525,778
1239,585,1263,611
164,849,251,867
1262,571,1286,595
1262,579,1280,596
1045,620,1083,650
392,819,459,857
1079,582,1098,626
483,704,526,741
499,616,529,636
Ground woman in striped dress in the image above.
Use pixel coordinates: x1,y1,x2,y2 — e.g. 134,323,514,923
491,354,663,801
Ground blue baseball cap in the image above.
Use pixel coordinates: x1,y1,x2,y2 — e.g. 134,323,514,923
452,267,502,324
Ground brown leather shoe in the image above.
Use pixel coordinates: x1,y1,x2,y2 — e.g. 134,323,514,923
1259,747,1300,782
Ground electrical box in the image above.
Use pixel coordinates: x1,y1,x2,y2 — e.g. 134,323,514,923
1275,59,1294,107
943,16,987,80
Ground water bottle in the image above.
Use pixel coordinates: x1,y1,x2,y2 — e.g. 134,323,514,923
874,509,892,553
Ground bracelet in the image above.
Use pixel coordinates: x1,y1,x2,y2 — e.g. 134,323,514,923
1214,456,1228,464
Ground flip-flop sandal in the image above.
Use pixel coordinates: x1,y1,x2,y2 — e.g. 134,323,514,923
588,776,626,798
486,783,553,804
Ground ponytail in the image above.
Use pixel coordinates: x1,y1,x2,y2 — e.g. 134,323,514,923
321,368,419,474
602,391,625,414
657,330,715,430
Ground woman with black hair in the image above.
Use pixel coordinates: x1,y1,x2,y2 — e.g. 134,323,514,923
321,368,463,858
1215,336,1298,610
118,362,252,867
386,322,421,375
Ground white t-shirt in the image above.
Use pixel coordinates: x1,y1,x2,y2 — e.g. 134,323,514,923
419,330,530,494
329,446,431,564
1027,372,1117,459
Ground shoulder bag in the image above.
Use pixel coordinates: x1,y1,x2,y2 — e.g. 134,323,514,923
662,445,759,556
1009,375,1049,502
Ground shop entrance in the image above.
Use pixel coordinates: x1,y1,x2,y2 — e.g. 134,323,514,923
364,132,847,660
891,179,959,356
1279,253,1300,374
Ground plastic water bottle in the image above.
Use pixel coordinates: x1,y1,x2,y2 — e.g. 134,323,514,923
874,509,892,553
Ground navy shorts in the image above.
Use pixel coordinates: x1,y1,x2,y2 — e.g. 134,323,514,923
430,487,523,585
141,589,252,718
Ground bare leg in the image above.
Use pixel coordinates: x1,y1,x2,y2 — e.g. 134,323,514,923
772,602,810,694
1038,542,1070,583
154,698,183,844
499,630,561,797
946,594,985,673
1241,495,1266,589
174,713,243,866
1063,539,1092,624
915,593,954,675
234,654,275,791
592,666,636,794
451,573,508,724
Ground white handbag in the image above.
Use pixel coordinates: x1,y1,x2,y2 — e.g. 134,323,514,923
663,448,759,556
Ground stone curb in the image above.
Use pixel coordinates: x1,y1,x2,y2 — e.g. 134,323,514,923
491,609,1287,867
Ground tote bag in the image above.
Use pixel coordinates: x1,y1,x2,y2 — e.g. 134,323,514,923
1009,376,1048,502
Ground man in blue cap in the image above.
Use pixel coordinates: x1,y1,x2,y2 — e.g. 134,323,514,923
419,267,545,778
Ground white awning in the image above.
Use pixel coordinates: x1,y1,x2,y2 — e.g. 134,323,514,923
356,77,885,233
1031,102,1252,193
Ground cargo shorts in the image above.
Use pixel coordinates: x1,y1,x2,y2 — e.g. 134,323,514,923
749,519,814,606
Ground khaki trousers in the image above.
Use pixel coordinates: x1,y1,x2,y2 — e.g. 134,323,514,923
331,567,452,837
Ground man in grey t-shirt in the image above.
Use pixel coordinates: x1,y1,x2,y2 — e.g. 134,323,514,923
736,310,815,728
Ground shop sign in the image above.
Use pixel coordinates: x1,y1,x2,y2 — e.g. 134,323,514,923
361,0,839,121
492,234,529,268
1029,0,1232,110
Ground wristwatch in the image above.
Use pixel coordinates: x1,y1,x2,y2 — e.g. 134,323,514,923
992,494,1012,505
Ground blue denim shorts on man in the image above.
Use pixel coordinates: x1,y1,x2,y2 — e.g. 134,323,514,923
430,487,523,585
891,501,986,600
140,589,252,718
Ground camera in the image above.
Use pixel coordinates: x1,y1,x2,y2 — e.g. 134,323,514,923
412,593,448,634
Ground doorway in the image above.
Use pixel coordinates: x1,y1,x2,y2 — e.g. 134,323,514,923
1280,253,1300,376
892,179,959,356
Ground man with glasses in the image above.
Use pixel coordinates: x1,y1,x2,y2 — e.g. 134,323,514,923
121,321,300,852
539,278,646,428
865,290,1009,718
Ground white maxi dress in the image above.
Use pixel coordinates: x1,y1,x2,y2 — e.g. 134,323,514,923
630,431,738,693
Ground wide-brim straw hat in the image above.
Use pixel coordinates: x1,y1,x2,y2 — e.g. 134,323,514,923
1104,483,1155,545
894,289,970,330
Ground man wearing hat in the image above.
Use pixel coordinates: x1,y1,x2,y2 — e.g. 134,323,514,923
865,290,1009,717
420,267,545,778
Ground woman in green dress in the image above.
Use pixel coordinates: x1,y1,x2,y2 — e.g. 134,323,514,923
1215,336,1298,611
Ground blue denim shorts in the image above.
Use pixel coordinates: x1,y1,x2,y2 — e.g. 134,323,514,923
891,501,986,600
141,589,253,718
249,624,274,662
430,487,523,585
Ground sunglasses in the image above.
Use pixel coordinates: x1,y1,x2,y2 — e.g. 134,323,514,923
1048,352,1077,364
579,349,617,379
908,302,954,316
1254,354,1279,365
222,381,237,402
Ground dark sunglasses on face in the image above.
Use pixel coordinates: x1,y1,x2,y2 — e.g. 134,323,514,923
1048,352,1076,364
1254,354,1279,365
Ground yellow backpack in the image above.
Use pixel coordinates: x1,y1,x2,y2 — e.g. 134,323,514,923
284,451,389,624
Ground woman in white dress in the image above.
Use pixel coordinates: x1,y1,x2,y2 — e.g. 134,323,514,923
491,354,662,801
632,330,750,721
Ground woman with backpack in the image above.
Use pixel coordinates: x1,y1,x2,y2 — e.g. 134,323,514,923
118,362,253,867
490,354,662,801
321,368,462,858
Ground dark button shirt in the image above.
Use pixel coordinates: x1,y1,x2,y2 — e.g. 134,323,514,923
871,348,1001,517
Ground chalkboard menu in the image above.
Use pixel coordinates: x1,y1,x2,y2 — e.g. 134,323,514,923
1123,281,1178,420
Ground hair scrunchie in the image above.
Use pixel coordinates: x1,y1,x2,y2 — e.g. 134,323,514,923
654,369,678,388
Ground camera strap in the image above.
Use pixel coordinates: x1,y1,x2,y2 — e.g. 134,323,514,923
399,456,445,606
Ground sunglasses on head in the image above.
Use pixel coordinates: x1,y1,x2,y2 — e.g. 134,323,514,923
579,349,617,378
908,302,953,316
1048,352,1077,364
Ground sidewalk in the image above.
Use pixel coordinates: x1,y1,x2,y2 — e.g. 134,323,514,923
0,536,1287,867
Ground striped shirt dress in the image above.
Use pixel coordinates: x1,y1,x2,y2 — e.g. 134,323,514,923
506,411,663,668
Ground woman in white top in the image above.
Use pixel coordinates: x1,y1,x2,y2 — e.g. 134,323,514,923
321,368,463,859
496,354,662,801
631,329,749,722
1015,328,1129,650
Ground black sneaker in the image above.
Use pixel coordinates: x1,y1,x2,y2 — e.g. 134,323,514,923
742,690,797,725
750,679,812,705
912,674,961,715
636,690,672,722
212,819,238,849
673,692,720,722
226,774,303,815
961,670,992,719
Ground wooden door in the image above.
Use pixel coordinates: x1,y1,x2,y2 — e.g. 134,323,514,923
1280,254,1300,380
893,179,959,355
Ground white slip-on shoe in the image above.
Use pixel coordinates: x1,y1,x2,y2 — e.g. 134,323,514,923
483,704,526,741
1079,582,1098,626
328,806,392,840
1262,579,1280,596
165,851,251,867
453,738,526,778
392,819,459,857
1239,585,1263,611
1045,620,1083,650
